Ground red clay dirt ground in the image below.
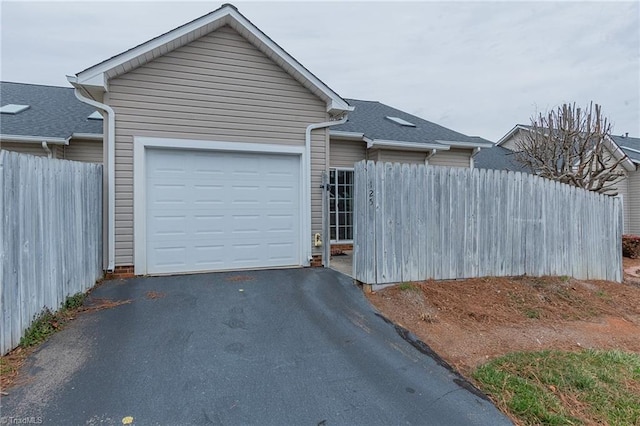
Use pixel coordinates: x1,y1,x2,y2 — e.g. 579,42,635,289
366,257,640,377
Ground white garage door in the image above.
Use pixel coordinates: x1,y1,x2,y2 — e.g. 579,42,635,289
145,149,301,274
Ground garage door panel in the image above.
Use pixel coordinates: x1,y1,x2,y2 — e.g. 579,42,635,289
145,148,300,274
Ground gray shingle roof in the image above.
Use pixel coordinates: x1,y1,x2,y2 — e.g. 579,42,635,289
0,81,102,139
611,134,640,164
473,145,529,172
334,99,485,146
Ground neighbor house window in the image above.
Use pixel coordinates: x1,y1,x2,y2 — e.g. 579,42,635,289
329,169,354,242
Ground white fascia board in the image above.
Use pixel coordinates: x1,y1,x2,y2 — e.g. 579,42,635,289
329,131,365,141
327,102,355,114
0,134,68,144
368,139,449,151
73,6,351,113
496,124,529,146
73,8,230,86
435,140,494,148
71,133,104,141
605,138,636,172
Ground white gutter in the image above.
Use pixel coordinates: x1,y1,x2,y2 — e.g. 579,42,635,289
329,130,364,140
424,148,437,165
0,134,68,144
620,145,640,165
470,147,483,168
366,139,448,151
68,77,116,271
41,142,52,158
305,114,348,263
71,133,103,141
606,140,637,172
435,140,494,149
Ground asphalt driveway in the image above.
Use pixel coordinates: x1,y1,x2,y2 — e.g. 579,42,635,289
1,268,511,425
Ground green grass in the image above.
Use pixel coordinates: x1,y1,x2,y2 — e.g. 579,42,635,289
524,309,540,319
398,282,418,291
19,293,86,348
473,350,640,425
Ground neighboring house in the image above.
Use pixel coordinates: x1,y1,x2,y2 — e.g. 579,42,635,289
6,4,489,277
0,82,103,162
475,124,640,234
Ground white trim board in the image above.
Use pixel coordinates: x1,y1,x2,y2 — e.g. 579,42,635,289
74,5,351,114
133,136,308,275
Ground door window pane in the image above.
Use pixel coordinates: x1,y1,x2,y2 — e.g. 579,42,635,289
329,169,354,242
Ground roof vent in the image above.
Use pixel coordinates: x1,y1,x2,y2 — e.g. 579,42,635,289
88,111,103,120
0,104,30,114
385,116,415,127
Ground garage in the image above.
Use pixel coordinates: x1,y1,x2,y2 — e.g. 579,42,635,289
143,148,301,274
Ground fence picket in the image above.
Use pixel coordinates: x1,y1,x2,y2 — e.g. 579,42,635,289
354,161,622,286
1,152,103,354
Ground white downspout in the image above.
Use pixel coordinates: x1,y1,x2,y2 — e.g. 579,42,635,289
425,148,437,165
470,147,482,168
305,114,348,264
71,86,116,271
41,141,52,158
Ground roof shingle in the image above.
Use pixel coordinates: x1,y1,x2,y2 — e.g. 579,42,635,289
0,81,103,140
334,99,485,147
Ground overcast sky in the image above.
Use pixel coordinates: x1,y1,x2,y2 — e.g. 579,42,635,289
1,1,638,141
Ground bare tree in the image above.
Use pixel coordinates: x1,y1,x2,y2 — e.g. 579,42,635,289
514,102,626,195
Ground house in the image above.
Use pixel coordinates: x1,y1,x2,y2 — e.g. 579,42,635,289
475,124,640,234
0,82,103,162
5,4,490,277
0,82,493,252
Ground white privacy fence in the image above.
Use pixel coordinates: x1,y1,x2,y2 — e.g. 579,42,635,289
354,161,623,286
1,151,103,355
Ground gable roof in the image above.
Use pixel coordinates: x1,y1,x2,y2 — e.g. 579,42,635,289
70,3,351,115
497,123,637,171
331,99,492,151
611,134,640,165
0,81,102,143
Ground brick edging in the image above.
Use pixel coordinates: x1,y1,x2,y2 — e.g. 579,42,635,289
105,265,135,280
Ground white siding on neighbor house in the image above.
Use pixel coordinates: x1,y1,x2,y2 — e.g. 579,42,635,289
501,129,527,151
627,168,640,235
616,175,629,232
63,139,103,163
428,148,472,168
330,139,367,168
107,25,328,266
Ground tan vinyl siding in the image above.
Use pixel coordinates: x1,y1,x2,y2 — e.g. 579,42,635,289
627,169,640,235
330,139,367,168
1,142,48,157
429,148,472,167
366,149,381,162
376,149,427,165
63,139,103,163
107,25,327,265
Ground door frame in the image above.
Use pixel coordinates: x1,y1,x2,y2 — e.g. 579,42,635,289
133,136,307,275
329,167,355,243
